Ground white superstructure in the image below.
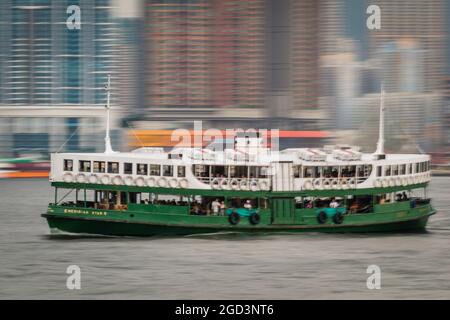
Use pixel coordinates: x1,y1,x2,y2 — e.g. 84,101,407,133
50,142,431,192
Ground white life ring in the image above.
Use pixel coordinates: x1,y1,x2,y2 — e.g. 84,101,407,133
395,177,402,186
147,177,156,187
211,178,221,190
331,178,340,189
169,178,178,188
340,178,349,189
374,179,382,188
179,179,189,188
230,179,239,190
124,176,134,186
401,177,408,186
113,176,123,185
88,174,98,184
303,179,313,190
158,177,167,188
348,178,356,188
322,179,332,190
249,180,259,192
100,174,110,184
381,179,389,188
220,179,230,190
63,173,73,183
313,178,322,190
389,178,396,187
76,173,86,183
259,180,269,191
135,177,146,187
240,180,249,191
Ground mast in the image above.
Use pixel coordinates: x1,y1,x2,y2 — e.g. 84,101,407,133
374,84,385,159
104,74,114,154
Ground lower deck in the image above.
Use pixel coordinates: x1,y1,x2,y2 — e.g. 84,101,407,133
43,182,436,236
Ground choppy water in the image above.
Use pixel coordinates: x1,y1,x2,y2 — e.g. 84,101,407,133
0,178,449,299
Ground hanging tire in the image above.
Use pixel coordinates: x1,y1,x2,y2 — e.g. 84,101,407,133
228,212,240,225
317,211,327,224
249,213,261,225
333,212,344,224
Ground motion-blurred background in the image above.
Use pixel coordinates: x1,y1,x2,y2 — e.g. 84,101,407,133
0,0,449,177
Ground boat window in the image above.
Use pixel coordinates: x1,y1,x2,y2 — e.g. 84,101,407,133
376,166,382,177
107,162,119,174
124,162,133,174
177,166,186,178
415,163,419,173
137,163,148,175
293,165,301,178
93,161,106,173
193,165,209,177
341,166,356,178
407,163,412,174
211,165,227,178
322,166,331,178
400,164,406,175
392,165,398,176
150,164,160,176
79,160,91,172
384,165,391,176
304,167,314,178
64,159,73,171
259,167,269,178
168,153,182,159
163,165,173,177
230,166,247,178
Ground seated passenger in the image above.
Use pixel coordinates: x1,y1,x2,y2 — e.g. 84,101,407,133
402,192,408,201
329,198,339,208
244,200,252,210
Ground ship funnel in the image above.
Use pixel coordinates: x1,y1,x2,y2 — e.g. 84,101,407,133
104,74,115,154
373,84,385,159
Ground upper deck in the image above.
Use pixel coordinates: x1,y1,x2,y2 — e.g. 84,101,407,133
49,144,431,193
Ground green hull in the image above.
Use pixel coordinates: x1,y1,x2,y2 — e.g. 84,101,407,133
42,207,434,237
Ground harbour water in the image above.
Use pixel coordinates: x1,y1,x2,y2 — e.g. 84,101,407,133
0,178,449,299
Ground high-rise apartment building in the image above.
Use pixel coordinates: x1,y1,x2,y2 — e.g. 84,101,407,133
0,0,126,157
144,0,266,110
368,0,446,93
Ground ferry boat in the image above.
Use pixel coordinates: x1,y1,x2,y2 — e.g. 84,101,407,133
42,78,436,236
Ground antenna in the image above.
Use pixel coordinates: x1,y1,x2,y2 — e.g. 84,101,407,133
374,84,385,159
104,74,114,154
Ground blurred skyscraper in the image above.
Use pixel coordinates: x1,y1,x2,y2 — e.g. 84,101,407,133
144,0,266,110
0,0,129,157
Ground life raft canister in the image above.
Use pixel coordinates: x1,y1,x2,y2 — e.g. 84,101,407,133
249,213,261,225
317,211,327,224
228,212,240,225
333,212,344,224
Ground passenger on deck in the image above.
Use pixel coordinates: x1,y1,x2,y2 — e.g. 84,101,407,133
329,198,339,208
396,193,403,202
244,200,252,210
306,201,313,209
402,192,408,201
211,199,220,216
219,201,226,215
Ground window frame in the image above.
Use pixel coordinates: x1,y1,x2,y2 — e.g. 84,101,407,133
79,160,91,173
163,165,173,177
107,161,119,174
93,161,106,173
63,159,73,171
